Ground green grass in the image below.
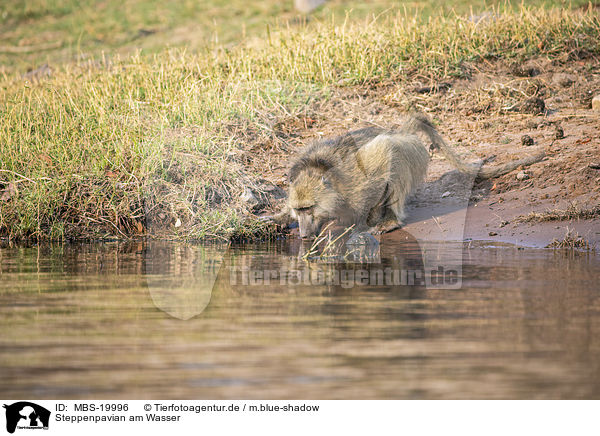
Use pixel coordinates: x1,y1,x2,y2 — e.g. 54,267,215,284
1,4,599,240
0,0,592,74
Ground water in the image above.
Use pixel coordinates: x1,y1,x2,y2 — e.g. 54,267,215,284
1,239,599,399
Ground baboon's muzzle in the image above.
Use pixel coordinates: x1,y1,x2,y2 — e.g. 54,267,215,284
298,215,323,240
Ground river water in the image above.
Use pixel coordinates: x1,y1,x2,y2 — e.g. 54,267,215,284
1,238,599,399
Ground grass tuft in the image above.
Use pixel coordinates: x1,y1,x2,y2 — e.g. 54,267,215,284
517,203,600,223
546,228,593,250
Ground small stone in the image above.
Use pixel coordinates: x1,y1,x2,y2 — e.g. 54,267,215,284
521,134,534,146
519,97,545,115
441,191,451,198
489,231,498,236
174,218,182,228
346,232,379,247
592,94,600,111
554,125,565,140
346,232,380,262
499,220,509,228
511,64,540,77
516,171,529,181
415,82,452,94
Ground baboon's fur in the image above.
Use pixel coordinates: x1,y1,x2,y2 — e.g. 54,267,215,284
399,114,546,179
274,115,545,238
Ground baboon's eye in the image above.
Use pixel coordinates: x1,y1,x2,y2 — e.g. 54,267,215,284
295,206,313,213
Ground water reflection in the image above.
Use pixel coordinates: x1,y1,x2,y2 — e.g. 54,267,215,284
0,240,599,399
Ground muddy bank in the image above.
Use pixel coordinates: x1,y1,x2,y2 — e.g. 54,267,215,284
257,56,600,248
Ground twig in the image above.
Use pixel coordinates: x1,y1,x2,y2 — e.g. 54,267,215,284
302,222,335,260
321,224,355,254
0,169,37,184
432,215,444,232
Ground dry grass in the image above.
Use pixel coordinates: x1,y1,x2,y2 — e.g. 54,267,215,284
516,203,600,223
301,223,356,261
546,228,592,250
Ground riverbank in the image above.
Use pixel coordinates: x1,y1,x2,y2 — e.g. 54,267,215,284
1,6,599,246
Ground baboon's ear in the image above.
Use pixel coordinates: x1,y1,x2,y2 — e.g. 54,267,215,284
321,175,331,187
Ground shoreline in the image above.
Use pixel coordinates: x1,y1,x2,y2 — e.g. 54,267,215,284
1,7,599,243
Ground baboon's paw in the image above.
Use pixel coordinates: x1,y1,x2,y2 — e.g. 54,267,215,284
373,220,402,235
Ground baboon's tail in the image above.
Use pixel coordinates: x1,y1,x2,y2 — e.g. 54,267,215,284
400,114,545,180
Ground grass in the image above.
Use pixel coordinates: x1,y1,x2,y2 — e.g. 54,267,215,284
302,223,355,261
517,203,600,223
546,228,593,250
1,4,600,240
1,0,592,75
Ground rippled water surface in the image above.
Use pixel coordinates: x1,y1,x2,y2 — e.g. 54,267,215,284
1,239,599,399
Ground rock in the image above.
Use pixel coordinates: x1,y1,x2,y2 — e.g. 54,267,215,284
174,218,182,228
489,231,498,236
441,191,451,198
521,134,534,146
415,82,452,94
347,232,379,247
345,232,380,262
511,63,540,77
592,94,600,111
516,171,529,181
519,97,545,115
554,125,565,140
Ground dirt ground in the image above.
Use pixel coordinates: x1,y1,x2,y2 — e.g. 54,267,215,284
250,56,600,249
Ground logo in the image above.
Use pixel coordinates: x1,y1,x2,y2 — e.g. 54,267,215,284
3,402,50,434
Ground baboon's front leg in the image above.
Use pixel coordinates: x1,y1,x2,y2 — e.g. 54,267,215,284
259,205,293,228
351,214,375,235
372,208,403,234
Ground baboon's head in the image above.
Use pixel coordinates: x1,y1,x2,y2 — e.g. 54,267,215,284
288,169,338,239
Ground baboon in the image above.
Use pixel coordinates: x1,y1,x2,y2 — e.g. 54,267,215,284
271,115,545,239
